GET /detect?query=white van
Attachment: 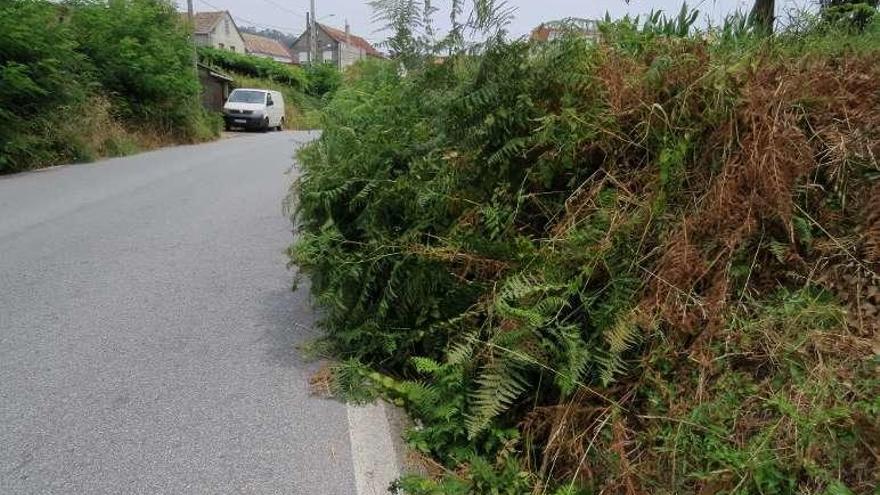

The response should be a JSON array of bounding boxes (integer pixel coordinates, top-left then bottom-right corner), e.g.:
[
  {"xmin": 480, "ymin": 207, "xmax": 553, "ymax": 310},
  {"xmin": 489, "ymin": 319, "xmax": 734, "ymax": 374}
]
[{"xmin": 223, "ymin": 89, "xmax": 285, "ymax": 132}]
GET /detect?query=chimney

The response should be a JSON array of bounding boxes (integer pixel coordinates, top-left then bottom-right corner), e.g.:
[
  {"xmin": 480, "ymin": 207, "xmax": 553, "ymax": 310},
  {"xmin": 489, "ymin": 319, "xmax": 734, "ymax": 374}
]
[{"xmin": 345, "ymin": 20, "xmax": 351, "ymax": 43}]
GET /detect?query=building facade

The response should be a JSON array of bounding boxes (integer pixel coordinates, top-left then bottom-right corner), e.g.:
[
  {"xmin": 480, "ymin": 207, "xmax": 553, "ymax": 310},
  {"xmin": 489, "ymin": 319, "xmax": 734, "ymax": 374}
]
[
  {"xmin": 191, "ymin": 11, "xmax": 246, "ymax": 53},
  {"xmin": 290, "ymin": 23, "xmax": 381, "ymax": 68}
]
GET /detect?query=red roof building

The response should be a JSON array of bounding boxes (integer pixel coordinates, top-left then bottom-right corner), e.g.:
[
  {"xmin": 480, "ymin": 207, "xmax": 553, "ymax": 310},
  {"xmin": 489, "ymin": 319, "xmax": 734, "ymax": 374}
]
[{"xmin": 290, "ymin": 22, "xmax": 382, "ymax": 68}]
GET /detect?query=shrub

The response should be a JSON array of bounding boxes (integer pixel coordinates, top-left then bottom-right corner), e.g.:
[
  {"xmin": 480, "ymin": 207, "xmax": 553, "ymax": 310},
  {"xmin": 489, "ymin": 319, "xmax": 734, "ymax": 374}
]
[
  {"xmin": 0, "ymin": 0, "xmax": 89, "ymax": 172},
  {"xmin": 69, "ymin": 0, "xmax": 208, "ymax": 138},
  {"xmin": 0, "ymin": 0, "xmax": 218, "ymax": 173},
  {"xmin": 290, "ymin": 11, "xmax": 880, "ymax": 495},
  {"xmin": 198, "ymin": 46, "xmax": 307, "ymax": 89},
  {"xmin": 302, "ymin": 63, "xmax": 342, "ymax": 98}
]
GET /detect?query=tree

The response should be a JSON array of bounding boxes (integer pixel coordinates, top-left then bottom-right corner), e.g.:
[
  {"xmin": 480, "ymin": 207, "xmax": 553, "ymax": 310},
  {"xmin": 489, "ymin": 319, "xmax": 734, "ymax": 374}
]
[
  {"xmin": 368, "ymin": 0, "xmax": 514, "ymax": 68},
  {"xmin": 820, "ymin": 0, "xmax": 879, "ymax": 29},
  {"xmin": 749, "ymin": 0, "xmax": 775, "ymax": 33}
]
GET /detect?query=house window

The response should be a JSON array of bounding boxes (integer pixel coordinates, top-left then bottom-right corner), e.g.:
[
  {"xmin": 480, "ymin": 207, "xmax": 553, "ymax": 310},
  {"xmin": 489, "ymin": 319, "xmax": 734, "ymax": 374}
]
[
  {"xmin": 230, "ymin": 46, "xmax": 235, "ymax": 52},
  {"xmin": 225, "ymin": 20, "xmax": 230, "ymax": 35},
  {"xmin": 322, "ymin": 50, "xmax": 333, "ymax": 62},
  {"xmin": 218, "ymin": 43, "xmax": 225, "ymax": 49},
  {"xmin": 298, "ymin": 52, "xmax": 309, "ymax": 63}
]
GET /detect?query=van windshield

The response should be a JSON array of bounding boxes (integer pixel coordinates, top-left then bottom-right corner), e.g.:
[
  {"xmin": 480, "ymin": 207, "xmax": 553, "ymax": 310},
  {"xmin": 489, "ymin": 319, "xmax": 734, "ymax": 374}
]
[{"xmin": 228, "ymin": 90, "xmax": 266, "ymax": 104}]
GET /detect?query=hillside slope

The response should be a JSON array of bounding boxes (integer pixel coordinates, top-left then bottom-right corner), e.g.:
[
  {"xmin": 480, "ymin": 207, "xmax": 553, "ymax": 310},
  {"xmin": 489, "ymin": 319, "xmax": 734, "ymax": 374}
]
[{"xmin": 291, "ymin": 12, "xmax": 880, "ymax": 495}]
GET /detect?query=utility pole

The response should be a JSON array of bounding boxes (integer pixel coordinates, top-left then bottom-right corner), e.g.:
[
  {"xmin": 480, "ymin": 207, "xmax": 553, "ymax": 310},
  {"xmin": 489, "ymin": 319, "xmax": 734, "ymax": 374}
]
[
  {"xmin": 309, "ymin": 0, "xmax": 317, "ymax": 65},
  {"xmin": 306, "ymin": 11, "xmax": 311, "ymax": 64},
  {"xmin": 187, "ymin": 0, "xmax": 198, "ymax": 72}
]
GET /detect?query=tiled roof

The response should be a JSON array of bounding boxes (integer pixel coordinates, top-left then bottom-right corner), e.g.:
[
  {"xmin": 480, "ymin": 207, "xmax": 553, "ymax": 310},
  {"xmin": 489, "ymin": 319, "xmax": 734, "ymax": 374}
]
[
  {"xmin": 243, "ymin": 33, "xmax": 293, "ymax": 60},
  {"xmin": 190, "ymin": 11, "xmax": 226, "ymax": 34},
  {"xmin": 318, "ymin": 23, "xmax": 382, "ymax": 58}
]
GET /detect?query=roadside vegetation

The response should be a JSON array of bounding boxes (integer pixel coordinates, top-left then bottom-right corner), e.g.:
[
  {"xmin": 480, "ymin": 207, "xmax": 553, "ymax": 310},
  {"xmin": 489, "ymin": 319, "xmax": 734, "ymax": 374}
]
[
  {"xmin": 0, "ymin": 0, "xmax": 219, "ymax": 174},
  {"xmin": 289, "ymin": 1, "xmax": 880, "ymax": 494}
]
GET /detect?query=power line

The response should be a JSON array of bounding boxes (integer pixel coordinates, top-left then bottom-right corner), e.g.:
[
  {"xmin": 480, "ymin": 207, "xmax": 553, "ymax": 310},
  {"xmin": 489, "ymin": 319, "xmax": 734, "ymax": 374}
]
[
  {"xmin": 192, "ymin": 0, "xmax": 384, "ymax": 45},
  {"xmin": 259, "ymin": 0, "xmax": 307, "ymax": 20},
  {"xmin": 195, "ymin": 0, "xmax": 303, "ymax": 33}
]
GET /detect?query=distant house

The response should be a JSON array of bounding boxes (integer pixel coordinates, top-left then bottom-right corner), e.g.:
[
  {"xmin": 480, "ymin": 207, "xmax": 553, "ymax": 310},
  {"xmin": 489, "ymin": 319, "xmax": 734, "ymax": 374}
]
[
  {"xmin": 531, "ymin": 18, "xmax": 602, "ymax": 43},
  {"xmin": 290, "ymin": 22, "xmax": 382, "ymax": 68},
  {"xmin": 242, "ymin": 33, "xmax": 294, "ymax": 64},
  {"xmin": 190, "ymin": 11, "xmax": 246, "ymax": 53}
]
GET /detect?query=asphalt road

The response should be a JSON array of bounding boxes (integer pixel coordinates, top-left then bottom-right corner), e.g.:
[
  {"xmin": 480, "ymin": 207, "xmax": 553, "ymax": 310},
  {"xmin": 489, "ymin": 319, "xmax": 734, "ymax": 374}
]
[{"xmin": 0, "ymin": 132, "xmax": 363, "ymax": 494}]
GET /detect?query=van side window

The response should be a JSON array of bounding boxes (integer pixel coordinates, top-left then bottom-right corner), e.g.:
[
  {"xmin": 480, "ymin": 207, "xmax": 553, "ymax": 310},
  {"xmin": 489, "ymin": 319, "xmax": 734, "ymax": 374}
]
[{"xmin": 266, "ymin": 94, "xmax": 274, "ymax": 106}]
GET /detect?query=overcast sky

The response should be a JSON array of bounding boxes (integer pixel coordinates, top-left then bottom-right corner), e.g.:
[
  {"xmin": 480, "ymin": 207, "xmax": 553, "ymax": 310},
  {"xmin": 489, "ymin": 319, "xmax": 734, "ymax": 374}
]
[{"xmin": 178, "ymin": 0, "xmax": 815, "ymax": 45}]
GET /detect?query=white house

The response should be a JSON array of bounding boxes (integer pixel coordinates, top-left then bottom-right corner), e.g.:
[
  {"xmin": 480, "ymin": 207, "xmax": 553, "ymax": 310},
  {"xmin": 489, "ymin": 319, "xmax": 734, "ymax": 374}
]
[{"xmin": 190, "ymin": 11, "xmax": 246, "ymax": 53}]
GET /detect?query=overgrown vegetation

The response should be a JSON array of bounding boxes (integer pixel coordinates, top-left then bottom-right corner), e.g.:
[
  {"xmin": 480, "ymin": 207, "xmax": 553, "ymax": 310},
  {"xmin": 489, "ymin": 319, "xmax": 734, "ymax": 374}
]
[
  {"xmin": 0, "ymin": 0, "xmax": 219, "ymax": 174},
  {"xmin": 290, "ymin": 2, "xmax": 880, "ymax": 493},
  {"xmin": 302, "ymin": 63, "xmax": 343, "ymax": 99},
  {"xmin": 198, "ymin": 46, "xmax": 307, "ymax": 89}
]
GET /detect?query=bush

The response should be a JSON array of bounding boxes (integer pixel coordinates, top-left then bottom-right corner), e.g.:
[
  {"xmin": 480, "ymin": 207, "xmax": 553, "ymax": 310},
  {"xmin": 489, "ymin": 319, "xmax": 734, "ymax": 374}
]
[
  {"xmin": 69, "ymin": 0, "xmax": 211, "ymax": 138},
  {"xmin": 303, "ymin": 62, "xmax": 342, "ymax": 98},
  {"xmin": 0, "ymin": 1, "xmax": 89, "ymax": 172},
  {"xmin": 290, "ymin": 12, "xmax": 880, "ymax": 495},
  {"xmin": 198, "ymin": 46, "xmax": 307, "ymax": 89},
  {"xmin": 0, "ymin": 0, "xmax": 218, "ymax": 174}
]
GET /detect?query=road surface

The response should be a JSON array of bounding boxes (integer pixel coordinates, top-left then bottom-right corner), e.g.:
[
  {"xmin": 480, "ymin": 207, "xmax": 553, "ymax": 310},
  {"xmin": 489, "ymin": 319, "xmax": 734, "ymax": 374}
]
[{"xmin": 0, "ymin": 132, "xmax": 396, "ymax": 494}]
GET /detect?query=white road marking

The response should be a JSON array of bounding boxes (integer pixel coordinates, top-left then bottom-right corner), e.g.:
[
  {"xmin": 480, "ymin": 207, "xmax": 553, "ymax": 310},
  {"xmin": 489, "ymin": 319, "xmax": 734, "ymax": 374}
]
[{"xmin": 347, "ymin": 401, "xmax": 403, "ymax": 495}]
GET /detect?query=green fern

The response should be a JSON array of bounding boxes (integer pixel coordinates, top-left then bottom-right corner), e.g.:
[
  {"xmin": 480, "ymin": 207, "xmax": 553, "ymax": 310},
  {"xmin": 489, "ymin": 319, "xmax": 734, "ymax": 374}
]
[
  {"xmin": 598, "ymin": 310, "xmax": 644, "ymax": 386},
  {"xmin": 466, "ymin": 356, "xmax": 530, "ymax": 437}
]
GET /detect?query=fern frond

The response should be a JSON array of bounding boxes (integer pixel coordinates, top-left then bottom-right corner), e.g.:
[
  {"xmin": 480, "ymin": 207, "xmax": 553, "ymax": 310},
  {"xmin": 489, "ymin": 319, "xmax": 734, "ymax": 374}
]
[
  {"xmin": 466, "ymin": 358, "xmax": 529, "ymax": 437},
  {"xmin": 447, "ymin": 326, "xmax": 480, "ymax": 365},
  {"xmin": 411, "ymin": 356, "xmax": 444, "ymax": 375},
  {"xmin": 549, "ymin": 324, "xmax": 591, "ymax": 396},
  {"xmin": 599, "ymin": 309, "xmax": 644, "ymax": 386}
]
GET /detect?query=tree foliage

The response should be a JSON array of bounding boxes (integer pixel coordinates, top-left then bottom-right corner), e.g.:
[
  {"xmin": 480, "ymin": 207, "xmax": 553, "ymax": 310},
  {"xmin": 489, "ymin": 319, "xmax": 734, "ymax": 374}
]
[
  {"xmin": 302, "ymin": 63, "xmax": 342, "ymax": 98},
  {"xmin": 198, "ymin": 46, "xmax": 307, "ymax": 89},
  {"xmin": 0, "ymin": 0, "xmax": 218, "ymax": 174},
  {"xmin": 0, "ymin": 1, "xmax": 88, "ymax": 171},
  {"xmin": 69, "ymin": 0, "xmax": 208, "ymax": 134},
  {"xmin": 368, "ymin": 0, "xmax": 515, "ymax": 67}
]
